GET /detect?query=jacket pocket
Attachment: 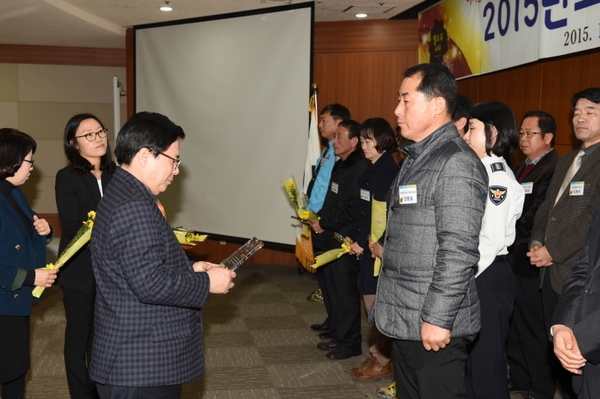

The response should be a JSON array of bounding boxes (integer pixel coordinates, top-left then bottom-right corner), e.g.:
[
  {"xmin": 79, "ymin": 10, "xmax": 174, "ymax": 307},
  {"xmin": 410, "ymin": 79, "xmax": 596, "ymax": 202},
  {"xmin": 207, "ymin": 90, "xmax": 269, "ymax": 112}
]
[{"xmin": 150, "ymin": 319, "xmax": 192, "ymax": 342}]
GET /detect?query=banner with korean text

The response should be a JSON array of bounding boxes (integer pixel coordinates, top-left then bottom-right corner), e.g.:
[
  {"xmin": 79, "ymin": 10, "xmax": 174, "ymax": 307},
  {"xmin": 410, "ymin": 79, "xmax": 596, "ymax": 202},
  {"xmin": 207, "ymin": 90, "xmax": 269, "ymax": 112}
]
[{"xmin": 418, "ymin": 0, "xmax": 600, "ymax": 78}]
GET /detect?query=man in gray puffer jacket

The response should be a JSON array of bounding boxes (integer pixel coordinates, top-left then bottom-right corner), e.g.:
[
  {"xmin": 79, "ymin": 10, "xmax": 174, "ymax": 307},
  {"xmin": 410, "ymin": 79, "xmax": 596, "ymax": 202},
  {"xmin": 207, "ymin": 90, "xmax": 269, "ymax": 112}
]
[{"xmin": 369, "ymin": 63, "xmax": 488, "ymax": 399}]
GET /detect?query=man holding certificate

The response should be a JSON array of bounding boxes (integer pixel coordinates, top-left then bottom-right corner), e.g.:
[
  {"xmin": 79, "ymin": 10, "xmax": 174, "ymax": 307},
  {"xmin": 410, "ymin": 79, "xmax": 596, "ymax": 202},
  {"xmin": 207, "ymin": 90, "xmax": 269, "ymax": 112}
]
[{"xmin": 89, "ymin": 112, "xmax": 235, "ymax": 399}]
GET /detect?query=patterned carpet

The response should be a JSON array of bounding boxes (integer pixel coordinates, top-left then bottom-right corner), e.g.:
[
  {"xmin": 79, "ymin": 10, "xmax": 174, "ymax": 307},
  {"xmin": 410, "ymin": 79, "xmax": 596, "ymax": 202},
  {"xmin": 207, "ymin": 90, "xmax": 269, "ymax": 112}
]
[
  {"xmin": 19, "ymin": 264, "xmax": 390, "ymax": 399},
  {"xmin": 10, "ymin": 262, "xmax": 556, "ymax": 398}
]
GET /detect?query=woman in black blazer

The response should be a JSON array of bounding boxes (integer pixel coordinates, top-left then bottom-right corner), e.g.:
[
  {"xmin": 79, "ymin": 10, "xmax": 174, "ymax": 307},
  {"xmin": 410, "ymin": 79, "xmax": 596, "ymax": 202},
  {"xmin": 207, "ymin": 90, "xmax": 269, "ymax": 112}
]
[
  {"xmin": 55, "ymin": 114, "xmax": 115, "ymax": 399},
  {"xmin": 0, "ymin": 128, "xmax": 57, "ymax": 398}
]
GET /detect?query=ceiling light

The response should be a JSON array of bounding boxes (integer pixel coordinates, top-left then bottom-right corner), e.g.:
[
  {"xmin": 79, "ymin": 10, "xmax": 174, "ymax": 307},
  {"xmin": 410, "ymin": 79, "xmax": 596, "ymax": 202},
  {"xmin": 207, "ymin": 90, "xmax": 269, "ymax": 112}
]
[
  {"xmin": 355, "ymin": 13, "xmax": 368, "ymax": 18},
  {"xmin": 160, "ymin": 2, "xmax": 172, "ymax": 11}
]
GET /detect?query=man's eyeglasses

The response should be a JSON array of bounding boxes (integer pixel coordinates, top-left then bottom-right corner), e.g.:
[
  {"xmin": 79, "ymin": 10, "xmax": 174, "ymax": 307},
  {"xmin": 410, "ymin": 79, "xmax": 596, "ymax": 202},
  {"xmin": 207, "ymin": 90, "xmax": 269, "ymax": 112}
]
[
  {"xmin": 75, "ymin": 128, "xmax": 108, "ymax": 142},
  {"xmin": 23, "ymin": 159, "xmax": 34, "ymax": 166},
  {"xmin": 156, "ymin": 151, "xmax": 182, "ymax": 170},
  {"xmin": 518, "ymin": 130, "xmax": 543, "ymax": 138}
]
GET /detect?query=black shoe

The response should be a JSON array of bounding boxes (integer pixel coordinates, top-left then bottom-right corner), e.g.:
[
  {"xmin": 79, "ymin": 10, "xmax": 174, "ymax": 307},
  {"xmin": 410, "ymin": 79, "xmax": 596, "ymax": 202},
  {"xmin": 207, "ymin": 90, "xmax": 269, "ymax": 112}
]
[
  {"xmin": 326, "ymin": 346, "xmax": 361, "ymax": 360},
  {"xmin": 318, "ymin": 331, "xmax": 334, "ymax": 339},
  {"xmin": 317, "ymin": 340, "xmax": 339, "ymax": 351},
  {"xmin": 310, "ymin": 322, "xmax": 330, "ymax": 332}
]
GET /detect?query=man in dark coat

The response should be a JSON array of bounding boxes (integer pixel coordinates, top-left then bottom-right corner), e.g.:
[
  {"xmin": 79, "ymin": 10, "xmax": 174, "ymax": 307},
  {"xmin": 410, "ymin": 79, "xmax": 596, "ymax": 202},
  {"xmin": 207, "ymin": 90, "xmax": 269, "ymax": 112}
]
[
  {"xmin": 528, "ymin": 88, "xmax": 600, "ymax": 398},
  {"xmin": 506, "ymin": 111, "xmax": 558, "ymax": 399},
  {"xmin": 311, "ymin": 119, "xmax": 365, "ymax": 360}
]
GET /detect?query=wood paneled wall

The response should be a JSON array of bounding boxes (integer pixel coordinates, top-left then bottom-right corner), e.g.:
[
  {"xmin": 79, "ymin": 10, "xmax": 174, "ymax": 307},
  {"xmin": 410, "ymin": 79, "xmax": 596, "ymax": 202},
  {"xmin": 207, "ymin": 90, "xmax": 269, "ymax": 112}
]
[
  {"xmin": 457, "ymin": 49, "xmax": 600, "ymax": 162},
  {"xmin": 313, "ymin": 20, "xmax": 418, "ymax": 127}
]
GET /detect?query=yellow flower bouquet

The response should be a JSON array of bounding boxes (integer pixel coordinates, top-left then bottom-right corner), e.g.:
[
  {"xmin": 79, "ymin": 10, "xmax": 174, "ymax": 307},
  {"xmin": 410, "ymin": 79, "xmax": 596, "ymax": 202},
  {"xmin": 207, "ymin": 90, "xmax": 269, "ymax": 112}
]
[
  {"xmin": 312, "ymin": 234, "xmax": 352, "ymax": 269},
  {"xmin": 282, "ymin": 177, "xmax": 319, "ymax": 222},
  {"xmin": 371, "ymin": 199, "xmax": 387, "ymax": 276},
  {"xmin": 173, "ymin": 227, "xmax": 208, "ymax": 246},
  {"xmin": 32, "ymin": 210, "xmax": 96, "ymax": 298}
]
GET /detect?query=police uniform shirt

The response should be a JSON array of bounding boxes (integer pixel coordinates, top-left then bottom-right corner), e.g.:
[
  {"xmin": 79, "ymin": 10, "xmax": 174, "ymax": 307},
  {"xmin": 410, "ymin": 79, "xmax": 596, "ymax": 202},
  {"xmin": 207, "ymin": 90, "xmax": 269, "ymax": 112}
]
[{"xmin": 476, "ymin": 155, "xmax": 525, "ymax": 277}]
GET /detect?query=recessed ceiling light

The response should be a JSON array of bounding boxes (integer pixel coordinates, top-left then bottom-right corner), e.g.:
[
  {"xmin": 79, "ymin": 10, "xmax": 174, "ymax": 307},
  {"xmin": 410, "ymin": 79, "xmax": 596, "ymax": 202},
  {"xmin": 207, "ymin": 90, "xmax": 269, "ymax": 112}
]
[
  {"xmin": 160, "ymin": 1, "xmax": 172, "ymax": 11},
  {"xmin": 355, "ymin": 13, "xmax": 368, "ymax": 18}
]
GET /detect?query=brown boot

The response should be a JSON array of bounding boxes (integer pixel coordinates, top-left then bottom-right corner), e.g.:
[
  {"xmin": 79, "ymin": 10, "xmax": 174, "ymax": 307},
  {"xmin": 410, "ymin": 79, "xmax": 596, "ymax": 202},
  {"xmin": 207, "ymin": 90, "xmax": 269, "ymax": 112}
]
[
  {"xmin": 352, "ymin": 357, "xmax": 392, "ymax": 381},
  {"xmin": 351, "ymin": 356, "xmax": 377, "ymax": 377}
]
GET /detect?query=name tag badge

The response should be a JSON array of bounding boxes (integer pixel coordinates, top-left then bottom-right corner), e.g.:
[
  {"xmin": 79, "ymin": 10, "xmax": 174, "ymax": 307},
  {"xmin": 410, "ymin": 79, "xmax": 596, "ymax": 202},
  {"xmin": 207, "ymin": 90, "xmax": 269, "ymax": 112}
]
[
  {"xmin": 398, "ymin": 185, "xmax": 417, "ymax": 204},
  {"xmin": 331, "ymin": 182, "xmax": 339, "ymax": 194},
  {"xmin": 360, "ymin": 189, "xmax": 371, "ymax": 201},
  {"xmin": 521, "ymin": 182, "xmax": 533, "ymax": 195},
  {"xmin": 569, "ymin": 181, "xmax": 584, "ymax": 196}
]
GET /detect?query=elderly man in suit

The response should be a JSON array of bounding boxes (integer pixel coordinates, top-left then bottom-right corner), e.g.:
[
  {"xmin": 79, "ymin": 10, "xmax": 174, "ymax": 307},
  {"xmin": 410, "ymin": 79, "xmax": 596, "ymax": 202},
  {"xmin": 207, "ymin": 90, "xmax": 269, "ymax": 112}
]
[
  {"xmin": 506, "ymin": 111, "xmax": 558, "ymax": 399},
  {"xmin": 369, "ymin": 63, "xmax": 488, "ymax": 398},
  {"xmin": 528, "ymin": 87, "xmax": 600, "ymax": 399},
  {"xmin": 89, "ymin": 112, "xmax": 236, "ymax": 399}
]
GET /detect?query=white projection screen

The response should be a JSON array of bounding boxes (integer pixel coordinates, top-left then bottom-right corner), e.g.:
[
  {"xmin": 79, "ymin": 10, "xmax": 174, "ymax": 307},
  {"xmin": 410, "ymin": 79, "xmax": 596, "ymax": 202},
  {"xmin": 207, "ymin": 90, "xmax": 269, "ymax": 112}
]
[{"xmin": 135, "ymin": 4, "xmax": 313, "ymax": 247}]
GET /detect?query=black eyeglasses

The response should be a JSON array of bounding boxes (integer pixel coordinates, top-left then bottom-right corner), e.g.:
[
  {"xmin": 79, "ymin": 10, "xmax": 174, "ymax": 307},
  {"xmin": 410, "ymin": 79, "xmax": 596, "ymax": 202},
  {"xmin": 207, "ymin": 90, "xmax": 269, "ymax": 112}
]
[
  {"xmin": 156, "ymin": 151, "xmax": 182, "ymax": 170},
  {"xmin": 23, "ymin": 159, "xmax": 34, "ymax": 166},
  {"xmin": 75, "ymin": 128, "xmax": 108, "ymax": 142}
]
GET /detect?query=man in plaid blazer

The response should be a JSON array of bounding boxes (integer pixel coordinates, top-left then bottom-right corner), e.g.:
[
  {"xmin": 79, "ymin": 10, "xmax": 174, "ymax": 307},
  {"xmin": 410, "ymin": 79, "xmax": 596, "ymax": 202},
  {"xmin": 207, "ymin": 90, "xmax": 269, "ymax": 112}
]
[{"xmin": 89, "ymin": 112, "xmax": 235, "ymax": 399}]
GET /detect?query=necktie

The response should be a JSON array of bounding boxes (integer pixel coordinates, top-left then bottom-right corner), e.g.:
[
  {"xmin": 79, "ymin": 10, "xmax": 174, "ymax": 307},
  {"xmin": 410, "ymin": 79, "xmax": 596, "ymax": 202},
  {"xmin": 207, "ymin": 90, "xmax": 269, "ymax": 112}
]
[
  {"xmin": 555, "ymin": 149, "xmax": 585, "ymax": 205},
  {"xmin": 518, "ymin": 163, "xmax": 535, "ymax": 182}
]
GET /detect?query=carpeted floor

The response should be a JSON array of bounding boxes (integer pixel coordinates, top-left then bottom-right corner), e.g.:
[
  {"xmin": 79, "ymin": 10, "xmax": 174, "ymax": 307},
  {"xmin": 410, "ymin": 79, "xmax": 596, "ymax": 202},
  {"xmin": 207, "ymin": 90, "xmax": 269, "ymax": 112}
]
[
  {"xmin": 9, "ymin": 262, "xmax": 559, "ymax": 398},
  {"xmin": 18, "ymin": 264, "xmax": 391, "ymax": 399}
]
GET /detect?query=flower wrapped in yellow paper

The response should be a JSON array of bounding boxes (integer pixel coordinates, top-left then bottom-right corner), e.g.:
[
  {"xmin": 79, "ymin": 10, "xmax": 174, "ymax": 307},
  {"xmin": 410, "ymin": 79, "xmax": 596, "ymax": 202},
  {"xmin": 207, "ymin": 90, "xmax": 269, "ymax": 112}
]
[
  {"xmin": 370, "ymin": 199, "xmax": 387, "ymax": 276},
  {"xmin": 311, "ymin": 234, "xmax": 352, "ymax": 269},
  {"xmin": 172, "ymin": 227, "xmax": 208, "ymax": 246},
  {"xmin": 32, "ymin": 210, "xmax": 96, "ymax": 298}
]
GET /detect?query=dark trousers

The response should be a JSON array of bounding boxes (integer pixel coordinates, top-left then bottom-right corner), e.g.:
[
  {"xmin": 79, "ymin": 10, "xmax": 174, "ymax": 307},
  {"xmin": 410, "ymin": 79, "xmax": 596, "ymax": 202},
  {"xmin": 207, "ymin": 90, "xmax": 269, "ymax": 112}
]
[
  {"xmin": 506, "ymin": 272, "xmax": 556, "ymax": 399},
  {"xmin": 1, "ymin": 373, "xmax": 26, "ymax": 399},
  {"xmin": 393, "ymin": 335, "xmax": 475, "ymax": 399},
  {"xmin": 96, "ymin": 383, "xmax": 182, "ymax": 399},
  {"xmin": 316, "ymin": 266, "xmax": 332, "ymax": 328},
  {"xmin": 466, "ymin": 260, "xmax": 515, "ymax": 399},
  {"xmin": 62, "ymin": 287, "xmax": 99, "ymax": 399},
  {"xmin": 322, "ymin": 254, "xmax": 361, "ymax": 350},
  {"xmin": 541, "ymin": 275, "xmax": 577, "ymax": 399}
]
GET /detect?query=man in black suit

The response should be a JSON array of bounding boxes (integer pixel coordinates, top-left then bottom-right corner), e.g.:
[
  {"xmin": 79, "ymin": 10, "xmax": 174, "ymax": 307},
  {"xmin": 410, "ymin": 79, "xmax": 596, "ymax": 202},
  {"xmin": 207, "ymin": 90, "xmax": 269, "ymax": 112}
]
[
  {"xmin": 506, "ymin": 111, "xmax": 558, "ymax": 399},
  {"xmin": 529, "ymin": 87, "xmax": 600, "ymax": 398}
]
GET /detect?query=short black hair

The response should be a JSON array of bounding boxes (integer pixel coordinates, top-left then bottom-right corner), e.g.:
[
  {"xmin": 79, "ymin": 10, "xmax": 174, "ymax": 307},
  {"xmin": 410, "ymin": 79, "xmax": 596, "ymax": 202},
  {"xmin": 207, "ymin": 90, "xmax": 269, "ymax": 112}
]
[
  {"xmin": 404, "ymin": 63, "xmax": 457, "ymax": 116},
  {"xmin": 0, "ymin": 128, "xmax": 37, "ymax": 180},
  {"xmin": 359, "ymin": 118, "xmax": 397, "ymax": 153},
  {"xmin": 571, "ymin": 87, "xmax": 600, "ymax": 108},
  {"xmin": 338, "ymin": 119, "xmax": 361, "ymax": 139},
  {"xmin": 115, "ymin": 112, "xmax": 185, "ymax": 166},
  {"xmin": 63, "ymin": 113, "xmax": 116, "ymax": 174},
  {"xmin": 522, "ymin": 110, "xmax": 556, "ymax": 146},
  {"xmin": 337, "ymin": 119, "xmax": 362, "ymax": 157},
  {"xmin": 320, "ymin": 103, "xmax": 351, "ymax": 121},
  {"xmin": 470, "ymin": 101, "xmax": 519, "ymax": 159},
  {"xmin": 453, "ymin": 94, "xmax": 472, "ymax": 134}
]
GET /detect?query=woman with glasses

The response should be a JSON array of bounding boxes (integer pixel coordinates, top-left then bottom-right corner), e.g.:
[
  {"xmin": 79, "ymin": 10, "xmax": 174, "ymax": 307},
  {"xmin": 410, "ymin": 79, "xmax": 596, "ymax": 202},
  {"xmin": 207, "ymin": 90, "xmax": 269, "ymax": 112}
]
[
  {"xmin": 463, "ymin": 102, "xmax": 525, "ymax": 399},
  {"xmin": 0, "ymin": 128, "xmax": 57, "ymax": 398},
  {"xmin": 55, "ymin": 114, "xmax": 115, "ymax": 399}
]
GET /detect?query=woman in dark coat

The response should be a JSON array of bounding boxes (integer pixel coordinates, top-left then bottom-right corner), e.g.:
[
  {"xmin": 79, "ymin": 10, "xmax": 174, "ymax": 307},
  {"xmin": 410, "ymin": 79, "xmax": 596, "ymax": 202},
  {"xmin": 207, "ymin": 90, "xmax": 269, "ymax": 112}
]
[
  {"xmin": 0, "ymin": 128, "xmax": 57, "ymax": 398},
  {"xmin": 55, "ymin": 114, "xmax": 115, "ymax": 399},
  {"xmin": 347, "ymin": 118, "xmax": 399, "ymax": 380}
]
